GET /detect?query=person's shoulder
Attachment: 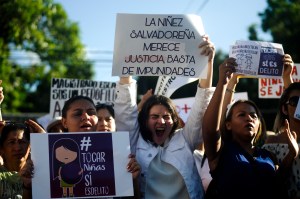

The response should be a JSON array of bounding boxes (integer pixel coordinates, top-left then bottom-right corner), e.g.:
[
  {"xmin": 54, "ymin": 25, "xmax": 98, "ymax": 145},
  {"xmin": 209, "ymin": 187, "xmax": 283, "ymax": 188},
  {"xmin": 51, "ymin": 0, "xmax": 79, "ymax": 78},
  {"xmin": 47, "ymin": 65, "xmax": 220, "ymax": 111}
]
[{"xmin": 265, "ymin": 132, "xmax": 286, "ymax": 144}]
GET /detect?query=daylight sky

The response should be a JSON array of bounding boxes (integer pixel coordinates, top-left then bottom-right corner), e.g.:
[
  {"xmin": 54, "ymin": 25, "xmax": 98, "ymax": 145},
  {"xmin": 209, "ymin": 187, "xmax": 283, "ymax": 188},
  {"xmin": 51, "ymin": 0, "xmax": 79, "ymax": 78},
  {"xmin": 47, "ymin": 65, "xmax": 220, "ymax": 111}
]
[{"xmin": 55, "ymin": 0, "xmax": 271, "ymax": 81}]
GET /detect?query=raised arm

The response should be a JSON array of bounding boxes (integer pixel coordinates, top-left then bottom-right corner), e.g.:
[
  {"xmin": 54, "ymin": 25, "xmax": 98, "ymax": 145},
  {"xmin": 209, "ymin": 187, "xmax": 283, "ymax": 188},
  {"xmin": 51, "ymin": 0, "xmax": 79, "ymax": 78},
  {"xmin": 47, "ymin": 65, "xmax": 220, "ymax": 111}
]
[
  {"xmin": 202, "ymin": 58, "xmax": 236, "ymax": 171},
  {"xmin": 275, "ymin": 119, "xmax": 298, "ymax": 180},
  {"xmin": 282, "ymin": 54, "xmax": 294, "ymax": 88},
  {"xmin": 199, "ymin": 35, "xmax": 214, "ymax": 88},
  {"xmin": 114, "ymin": 76, "xmax": 139, "ymax": 154},
  {"xmin": 183, "ymin": 35, "xmax": 215, "ymax": 149},
  {"xmin": 220, "ymin": 73, "xmax": 241, "ymax": 125},
  {"xmin": 137, "ymin": 89, "xmax": 153, "ymax": 112}
]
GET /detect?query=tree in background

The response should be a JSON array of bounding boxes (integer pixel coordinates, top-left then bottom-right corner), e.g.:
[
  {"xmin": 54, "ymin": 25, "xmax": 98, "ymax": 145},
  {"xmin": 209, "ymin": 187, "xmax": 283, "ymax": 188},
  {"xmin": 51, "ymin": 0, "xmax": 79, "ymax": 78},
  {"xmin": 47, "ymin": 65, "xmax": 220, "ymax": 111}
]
[
  {"xmin": 260, "ymin": 0, "xmax": 300, "ymax": 62},
  {"xmin": 240, "ymin": 0, "xmax": 300, "ymax": 130},
  {"xmin": 0, "ymin": 0, "xmax": 93, "ymax": 113}
]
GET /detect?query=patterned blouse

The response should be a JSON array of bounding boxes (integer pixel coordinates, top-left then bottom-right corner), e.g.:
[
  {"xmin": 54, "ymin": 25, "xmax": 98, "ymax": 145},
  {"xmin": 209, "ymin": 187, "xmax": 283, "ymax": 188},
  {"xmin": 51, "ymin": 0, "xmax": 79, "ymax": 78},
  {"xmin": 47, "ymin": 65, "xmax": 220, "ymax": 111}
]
[
  {"xmin": 263, "ymin": 143, "xmax": 300, "ymax": 198},
  {"xmin": 0, "ymin": 166, "xmax": 23, "ymax": 199}
]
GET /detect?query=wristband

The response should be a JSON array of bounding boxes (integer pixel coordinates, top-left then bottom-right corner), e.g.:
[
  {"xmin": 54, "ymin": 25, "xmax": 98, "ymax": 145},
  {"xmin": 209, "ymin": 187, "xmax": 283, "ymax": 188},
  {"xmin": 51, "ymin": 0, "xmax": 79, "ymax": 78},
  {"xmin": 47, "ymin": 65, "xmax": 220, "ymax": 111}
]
[{"xmin": 226, "ymin": 88, "xmax": 235, "ymax": 93}]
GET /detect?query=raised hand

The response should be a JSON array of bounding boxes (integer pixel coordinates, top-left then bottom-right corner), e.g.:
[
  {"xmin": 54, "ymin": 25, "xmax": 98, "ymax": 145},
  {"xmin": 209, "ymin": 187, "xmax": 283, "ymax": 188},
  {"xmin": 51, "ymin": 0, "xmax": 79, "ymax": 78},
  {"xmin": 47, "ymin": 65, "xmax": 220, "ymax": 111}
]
[
  {"xmin": 127, "ymin": 154, "xmax": 141, "ymax": 180},
  {"xmin": 219, "ymin": 58, "xmax": 237, "ymax": 85},
  {"xmin": 282, "ymin": 119, "xmax": 299, "ymax": 159},
  {"xmin": 25, "ymin": 119, "xmax": 46, "ymax": 133},
  {"xmin": 199, "ymin": 35, "xmax": 215, "ymax": 61}
]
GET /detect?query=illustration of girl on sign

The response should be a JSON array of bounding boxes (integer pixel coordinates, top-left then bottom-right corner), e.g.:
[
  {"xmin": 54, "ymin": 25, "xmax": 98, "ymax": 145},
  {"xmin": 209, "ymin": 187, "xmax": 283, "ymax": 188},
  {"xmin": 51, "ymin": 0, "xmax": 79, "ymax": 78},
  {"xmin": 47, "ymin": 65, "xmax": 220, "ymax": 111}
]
[{"xmin": 52, "ymin": 138, "xmax": 83, "ymax": 198}]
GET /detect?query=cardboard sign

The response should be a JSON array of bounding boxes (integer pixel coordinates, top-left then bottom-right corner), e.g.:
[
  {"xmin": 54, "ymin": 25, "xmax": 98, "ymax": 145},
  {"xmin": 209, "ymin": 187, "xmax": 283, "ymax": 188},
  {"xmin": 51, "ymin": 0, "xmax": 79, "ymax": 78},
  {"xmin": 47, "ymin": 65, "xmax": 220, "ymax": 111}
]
[
  {"xmin": 31, "ymin": 132, "xmax": 133, "ymax": 198},
  {"xmin": 172, "ymin": 92, "xmax": 248, "ymax": 123},
  {"xmin": 112, "ymin": 13, "xmax": 208, "ymax": 78},
  {"xmin": 295, "ymin": 97, "xmax": 300, "ymax": 120},
  {"xmin": 259, "ymin": 64, "xmax": 300, "ymax": 98},
  {"xmin": 155, "ymin": 76, "xmax": 198, "ymax": 97},
  {"xmin": 49, "ymin": 78, "xmax": 116, "ymax": 119},
  {"xmin": 229, "ymin": 40, "xmax": 284, "ymax": 78}
]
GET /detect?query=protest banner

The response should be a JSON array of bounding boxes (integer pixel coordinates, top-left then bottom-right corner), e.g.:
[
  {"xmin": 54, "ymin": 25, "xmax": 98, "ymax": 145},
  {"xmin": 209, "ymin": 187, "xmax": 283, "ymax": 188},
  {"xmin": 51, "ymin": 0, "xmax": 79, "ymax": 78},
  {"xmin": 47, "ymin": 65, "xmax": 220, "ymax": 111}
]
[
  {"xmin": 295, "ymin": 97, "xmax": 300, "ymax": 120},
  {"xmin": 172, "ymin": 92, "xmax": 248, "ymax": 123},
  {"xmin": 229, "ymin": 40, "xmax": 284, "ymax": 78},
  {"xmin": 112, "ymin": 13, "xmax": 208, "ymax": 78},
  {"xmin": 31, "ymin": 132, "xmax": 133, "ymax": 198},
  {"xmin": 259, "ymin": 63, "xmax": 300, "ymax": 98},
  {"xmin": 49, "ymin": 78, "xmax": 116, "ymax": 119},
  {"xmin": 155, "ymin": 76, "xmax": 198, "ymax": 97}
]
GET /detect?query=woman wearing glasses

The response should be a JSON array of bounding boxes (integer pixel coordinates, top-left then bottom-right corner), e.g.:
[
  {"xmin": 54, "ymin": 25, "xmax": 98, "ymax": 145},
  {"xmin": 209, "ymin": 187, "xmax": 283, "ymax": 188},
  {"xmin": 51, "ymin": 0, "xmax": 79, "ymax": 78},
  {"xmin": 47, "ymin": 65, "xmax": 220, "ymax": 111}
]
[{"xmin": 263, "ymin": 81, "xmax": 300, "ymax": 199}]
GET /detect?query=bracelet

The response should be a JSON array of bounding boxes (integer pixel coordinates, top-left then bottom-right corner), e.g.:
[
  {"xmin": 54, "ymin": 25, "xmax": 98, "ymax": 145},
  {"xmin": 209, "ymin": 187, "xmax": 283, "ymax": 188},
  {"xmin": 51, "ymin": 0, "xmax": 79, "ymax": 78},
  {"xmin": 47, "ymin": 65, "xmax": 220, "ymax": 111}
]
[{"xmin": 226, "ymin": 88, "xmax": 235, "ymax": 93}]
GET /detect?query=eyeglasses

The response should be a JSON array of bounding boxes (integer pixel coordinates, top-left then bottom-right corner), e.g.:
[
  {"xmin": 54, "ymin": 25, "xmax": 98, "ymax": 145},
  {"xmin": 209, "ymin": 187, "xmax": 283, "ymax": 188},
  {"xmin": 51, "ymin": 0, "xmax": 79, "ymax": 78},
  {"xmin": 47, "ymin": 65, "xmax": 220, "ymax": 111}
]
[{"xmin": 286, "ymin": 96, "xmax": 300, "ymax": 107}]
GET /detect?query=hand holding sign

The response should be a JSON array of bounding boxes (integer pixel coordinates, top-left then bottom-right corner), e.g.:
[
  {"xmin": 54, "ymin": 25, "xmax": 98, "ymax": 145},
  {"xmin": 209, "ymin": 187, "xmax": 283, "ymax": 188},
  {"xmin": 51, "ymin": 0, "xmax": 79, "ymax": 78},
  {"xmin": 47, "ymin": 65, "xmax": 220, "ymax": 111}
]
[
  {"xmin": 113, "ymin": 13, "xmax": 209, "ymax": 78},
  {"xmin": 229, "ymin": 40, "xmax": 284, "ymax": 78},
  {"xmin": 282, "ymin": 54, "xmax": 294, "ymax": 87}
]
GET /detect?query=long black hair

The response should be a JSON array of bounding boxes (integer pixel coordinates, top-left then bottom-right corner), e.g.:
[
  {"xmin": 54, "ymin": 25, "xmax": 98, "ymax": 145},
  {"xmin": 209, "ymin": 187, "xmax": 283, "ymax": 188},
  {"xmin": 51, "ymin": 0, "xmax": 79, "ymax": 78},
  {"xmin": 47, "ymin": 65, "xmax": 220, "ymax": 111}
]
[{"xmin": 62, "ymin": 95, "xmax": 96, "ymax": 118}]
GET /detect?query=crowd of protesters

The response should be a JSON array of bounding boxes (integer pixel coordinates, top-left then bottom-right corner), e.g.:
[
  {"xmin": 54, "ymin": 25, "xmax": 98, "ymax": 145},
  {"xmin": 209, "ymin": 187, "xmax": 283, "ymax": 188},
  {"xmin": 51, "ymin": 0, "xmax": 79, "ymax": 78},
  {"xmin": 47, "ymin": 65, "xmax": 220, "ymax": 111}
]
[{"xmin": 0, "ymin": 43, "xmax": 299, "ymax": 199}]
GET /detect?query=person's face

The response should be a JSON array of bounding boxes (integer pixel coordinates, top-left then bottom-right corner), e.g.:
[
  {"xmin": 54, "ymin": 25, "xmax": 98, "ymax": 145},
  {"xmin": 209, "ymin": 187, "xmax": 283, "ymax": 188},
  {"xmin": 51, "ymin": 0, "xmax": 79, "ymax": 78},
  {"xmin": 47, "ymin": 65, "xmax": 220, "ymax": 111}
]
[
  {"xmin": 62, "ymin": 99, "xmax": 98, "ymax": 132},
  {"xmin": 97, "ymin": 108, "xmax": 116, "ymax": 132},
  {"xmin": 55, "ymin": 146, "xmax": 77, "ymax": 164},
  {"xmin": 147, "ymin": 104, "xmax": 174, "ymax": 146},
  {"xmin": 226, "ymin": 103, "xmax": 260, "ymax": 143},
  {"xmin": 0, "ymin": 130, "xmax": 30, "ymax": 170},
  {"xmin": 284, "ymin": 90, "xmax": 300, "ymax": 132}
]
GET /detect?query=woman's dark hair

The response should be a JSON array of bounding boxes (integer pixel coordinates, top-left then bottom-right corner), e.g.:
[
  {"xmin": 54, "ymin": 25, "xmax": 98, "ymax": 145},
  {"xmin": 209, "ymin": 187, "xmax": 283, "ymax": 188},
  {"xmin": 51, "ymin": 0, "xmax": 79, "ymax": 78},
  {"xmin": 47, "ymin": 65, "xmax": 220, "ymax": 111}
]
[
  {"xmin": 52, "ymin": 138, "xmax": 83, "ymax": 184},
  {"xmin": 138, "ymin": 95, "xmax": 180, "ymax": 144},
  {"xmin": 0, "ymin": 122, "xmax": 30, "ymax": 147},
  {"xmin": 273, "ymin": 82, "xmax": 300, "ymax": 133},
  {"xmin": 62, "ymin": 95, "xmax": 96, "ymax": 118},
  {"xmin": 222, "ymin": 99, "xmax": 267, "ymax": 147},
  {"xmin": 96, "ymin": 103, "xmax": 115, "ymax": 118}
]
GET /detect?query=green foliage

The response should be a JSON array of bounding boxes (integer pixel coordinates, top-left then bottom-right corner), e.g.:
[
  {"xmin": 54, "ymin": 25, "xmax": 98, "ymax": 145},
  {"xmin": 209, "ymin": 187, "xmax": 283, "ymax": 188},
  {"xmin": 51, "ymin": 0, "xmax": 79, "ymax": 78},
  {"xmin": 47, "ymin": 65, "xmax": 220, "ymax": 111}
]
[
  {"xmin": 244, "ymin": 0, "xmax": 300, "ymax": 129},
  {"xmin": 259, "ymin": 0, "xmax": 300, "ymax": 62},
  {"xmin": 0, "ymin": 0, "xmax": 93, "ymax": 113}
]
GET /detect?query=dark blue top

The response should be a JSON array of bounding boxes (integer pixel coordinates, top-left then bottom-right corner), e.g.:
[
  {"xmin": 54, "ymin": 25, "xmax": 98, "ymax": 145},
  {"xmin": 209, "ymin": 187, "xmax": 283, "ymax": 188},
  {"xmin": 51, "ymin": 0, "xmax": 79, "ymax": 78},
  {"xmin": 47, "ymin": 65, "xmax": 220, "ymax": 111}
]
[{"xmin": 206, "ymin": 141, "xmax": 288, "ymax": 199}]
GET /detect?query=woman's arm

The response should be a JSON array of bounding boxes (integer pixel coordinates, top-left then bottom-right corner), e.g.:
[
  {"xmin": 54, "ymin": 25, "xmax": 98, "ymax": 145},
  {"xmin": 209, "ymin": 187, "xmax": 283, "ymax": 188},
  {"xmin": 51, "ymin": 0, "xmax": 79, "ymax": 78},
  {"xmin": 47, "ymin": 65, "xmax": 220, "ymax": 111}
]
[
  {"xmin": 182, "ymin": 35, "xmax": 215, "ymax": 149},
  {"xmin": 202, "ymin": 58, "xmax": 236, "ymax": 171},
  {"xmin": 282, "ymin": 54, "xmax": 294, "ymax": 89},
  {"xmin": 199, "ymin": 35, "xmax": 214, "ymax": 88},
  {"xmin": 115, "ymin": 76, "xmax": 139, "ymax": 154},
  {"xmin": 276, "ymin": 119, "xmax": 298, "ymax": 178}
]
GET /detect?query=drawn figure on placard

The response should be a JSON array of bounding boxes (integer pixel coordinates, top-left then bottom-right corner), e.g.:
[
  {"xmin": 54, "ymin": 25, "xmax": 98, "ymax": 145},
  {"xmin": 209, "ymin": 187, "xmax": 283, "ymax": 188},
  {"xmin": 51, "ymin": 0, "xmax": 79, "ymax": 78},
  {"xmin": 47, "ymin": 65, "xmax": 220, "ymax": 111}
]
[
  {"xmin": 236, "ymin": 54, "xmax": 244, "ymax": 67},
  {"xmin": 236, "ymin": 54, "xmax": 244, "ymax": 71},
  {"xmin": 245, "ymin": 54, "xmax": 253, "ymax": 69},
  {"xmin": 52, "ymin": 138, "xmax": 83, "ymax": 198}
]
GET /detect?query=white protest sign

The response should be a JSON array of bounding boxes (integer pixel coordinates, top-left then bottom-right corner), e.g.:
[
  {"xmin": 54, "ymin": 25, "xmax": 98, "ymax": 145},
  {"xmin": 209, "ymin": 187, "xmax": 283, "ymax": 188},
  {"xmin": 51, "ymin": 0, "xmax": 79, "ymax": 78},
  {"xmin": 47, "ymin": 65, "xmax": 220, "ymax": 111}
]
[
  {"xmin": 295, "ymin": 97, "xmax": 300, "ymax": 120},
  {"xmin": 172, "ymin": 92, "xmax": 248, "ymax": 123},
  {"xmin": 155, "ymin": 76, "xmax": 198, "ymax": 97},
  {"xmin": 50, "ymin": 78, "xmax": 116, "ymax": 119},
  {"xmin": 37, "ymin": 114, "xmax": 52, "ymax": 130},
  {"xmin": 172, "ymin": 97, "xmax": 194, "ymax": 122},
  {"xmin": 259, "ymin": 64, "xmax": 300, "ymax": 98},
  {"xmin": 229, "ymin": 40, "xmax": 284, "ymax": 78},
  {"xmin": 31, "ymin": 132, "xmax": 133, "ymax": 198},
  {"xmin": 112, "ymin": 13, "xmax": 208, "ymax": 78}
]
